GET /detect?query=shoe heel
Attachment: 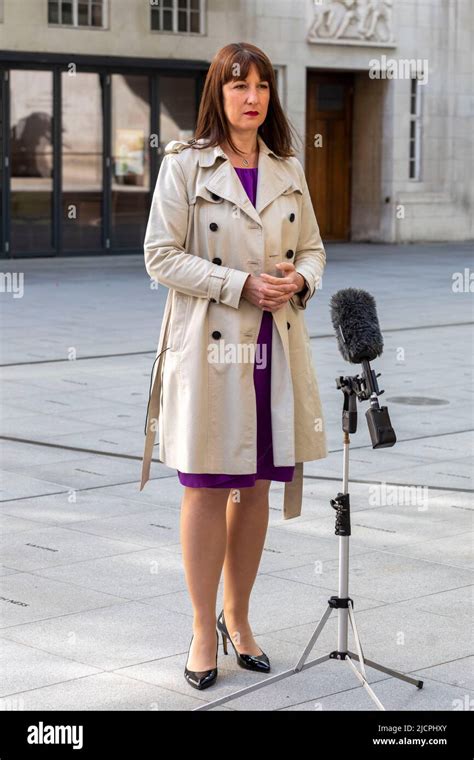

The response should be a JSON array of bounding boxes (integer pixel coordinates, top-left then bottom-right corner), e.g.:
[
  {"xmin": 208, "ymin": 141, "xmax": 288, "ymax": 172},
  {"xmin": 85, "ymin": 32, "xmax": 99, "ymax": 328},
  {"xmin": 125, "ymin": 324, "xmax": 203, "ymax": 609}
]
[{"xmin": 220, "ymin": 630, "xmax": 228, "ymax": 655}]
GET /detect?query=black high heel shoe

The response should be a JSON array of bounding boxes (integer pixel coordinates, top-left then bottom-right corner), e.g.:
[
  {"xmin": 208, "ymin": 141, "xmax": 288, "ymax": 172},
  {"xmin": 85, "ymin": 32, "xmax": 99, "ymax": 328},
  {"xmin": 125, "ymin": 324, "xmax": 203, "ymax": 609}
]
[
  {"xmin": 184, "ymin": 630, "xmax": 219, "ymax": 690},
  {"xmin": 217, "ymin": 609, "xmax": 270, "ymax": 673}
]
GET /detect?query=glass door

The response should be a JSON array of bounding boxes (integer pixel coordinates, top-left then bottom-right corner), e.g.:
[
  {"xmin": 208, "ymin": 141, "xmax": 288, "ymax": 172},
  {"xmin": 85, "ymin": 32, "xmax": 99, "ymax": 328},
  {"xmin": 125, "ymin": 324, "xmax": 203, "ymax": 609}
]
[
  {"xmin": 61, "ymin": 71, "xmax": 104, "ymax": 252},
  {"xmin": 9, "ymin": 69, "xmax": 54, "ymax": 254},
  {"xmin": 158, "ymin": 75, "xmax": 197, "ymax": 154},
  {"xmin": 110, "ymin": 74, "xmax": 150, "ymax": 249}
]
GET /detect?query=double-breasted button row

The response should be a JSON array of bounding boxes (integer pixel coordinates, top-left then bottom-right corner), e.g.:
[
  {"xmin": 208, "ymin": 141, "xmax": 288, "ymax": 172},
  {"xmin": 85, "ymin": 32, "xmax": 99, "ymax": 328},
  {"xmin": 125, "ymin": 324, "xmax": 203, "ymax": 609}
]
[
  {"xmin": 209, "ymin": 222, "xmax": 218, "ymax": 231},
  {"xmin": 212, "ymin": 330, "xmax": 221, "ymax": 339},
  {"xmin": 286, "ymin": 249, "xmax": 294, "ymax": 258},
  {"xmin": 211, "ymin": 193, "xmax": 220, "ymax": 201},
  {"xmin": 289, "ymin": 212, "xmax": 295, "ymax": 222}
]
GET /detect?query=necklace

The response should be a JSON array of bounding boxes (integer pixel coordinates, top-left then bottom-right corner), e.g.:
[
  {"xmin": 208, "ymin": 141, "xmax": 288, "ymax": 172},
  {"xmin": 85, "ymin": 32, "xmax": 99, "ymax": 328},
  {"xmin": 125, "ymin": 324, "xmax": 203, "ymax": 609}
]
[
  {"xmin": 236, "ymin": 150, "xmax": 259, "ymax": 168},
  {"xmin": 224, "ymin": 142, "xmax": 258, "ymax": 168}
]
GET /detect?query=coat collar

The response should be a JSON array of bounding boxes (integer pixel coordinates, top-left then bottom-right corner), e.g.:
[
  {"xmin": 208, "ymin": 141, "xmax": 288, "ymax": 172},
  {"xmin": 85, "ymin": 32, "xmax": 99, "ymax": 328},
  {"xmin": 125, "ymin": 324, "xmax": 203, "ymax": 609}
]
[{"xmin": 194, "ymin": 134, "xmax": 301, "ymax": 228}]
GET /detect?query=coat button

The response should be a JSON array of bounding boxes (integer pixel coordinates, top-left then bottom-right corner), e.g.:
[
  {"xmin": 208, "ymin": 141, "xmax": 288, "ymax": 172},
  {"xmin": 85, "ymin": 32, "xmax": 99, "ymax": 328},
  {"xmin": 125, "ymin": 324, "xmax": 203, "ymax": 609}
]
[
  {"xmin": 210, "ymin": 298, "xmax": 216, "ymax": 303},
  {"xmin": 209, "ymin": 222, "xmax": 218, "ymax": 231},
  {"xmin": 212, "ymin": 257, "xmax": 222, "ymax": 265},
  {"xmin": 289, "ymin": 213, "xmax": 295, "ymax": 222},
  {"xmin": 287, "ymin": 321, "xmax": 291, "ymax": 329},
  {"xmin": 212, "ymin": 330, "xmax": 221, "ymax": 339},
  {"xmin": 286, "ymin": 249, "xmax": 294, "ymax": 258},
  {"xmin": 211, "ymin": 193, "xmax": 220, "ymax": 200}
]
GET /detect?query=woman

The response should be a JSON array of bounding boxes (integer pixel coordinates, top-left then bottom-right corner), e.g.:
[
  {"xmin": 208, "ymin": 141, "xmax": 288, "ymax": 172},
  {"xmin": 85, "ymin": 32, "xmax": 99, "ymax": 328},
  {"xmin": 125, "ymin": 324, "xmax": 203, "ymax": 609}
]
[{"xmin": 140, "ymin": 42, "xmax": 328, "ymax": 690}]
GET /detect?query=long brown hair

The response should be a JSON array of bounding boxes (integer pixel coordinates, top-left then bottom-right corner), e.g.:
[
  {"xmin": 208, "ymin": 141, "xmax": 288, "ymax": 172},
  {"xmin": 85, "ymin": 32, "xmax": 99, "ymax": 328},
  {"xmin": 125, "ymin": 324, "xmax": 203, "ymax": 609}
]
[{"xmin": 190, "ymin": 42, "xmax": 299, "ymax": 159}]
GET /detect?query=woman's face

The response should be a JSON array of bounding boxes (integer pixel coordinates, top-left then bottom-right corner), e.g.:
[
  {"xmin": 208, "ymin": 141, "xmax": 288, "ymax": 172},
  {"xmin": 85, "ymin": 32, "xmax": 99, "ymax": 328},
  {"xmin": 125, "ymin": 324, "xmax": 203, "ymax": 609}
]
[{"xmin": 221, "ymin": 63, "xmax": 270, "ymax": 137}]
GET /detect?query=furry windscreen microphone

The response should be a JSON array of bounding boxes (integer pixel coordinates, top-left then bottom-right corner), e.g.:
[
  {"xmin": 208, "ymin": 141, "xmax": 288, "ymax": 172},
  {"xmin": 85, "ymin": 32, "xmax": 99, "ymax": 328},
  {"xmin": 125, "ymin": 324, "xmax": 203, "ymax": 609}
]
[{"xmin": 330, "ymin": 288, "xmax": 384, "ymax": 363}]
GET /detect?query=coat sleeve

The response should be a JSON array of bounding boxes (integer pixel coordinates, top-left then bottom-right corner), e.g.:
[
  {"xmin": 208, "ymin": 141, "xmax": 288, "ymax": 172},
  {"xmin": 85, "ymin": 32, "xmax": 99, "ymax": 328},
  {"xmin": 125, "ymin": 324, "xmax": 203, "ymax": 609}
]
[
  {"xmin": 289, "ymin": 158, "xmax": 326, "ymax": 310},
  {"xmin": 144, "ymin": 153, "xmax": 250, "ymax": 309}
]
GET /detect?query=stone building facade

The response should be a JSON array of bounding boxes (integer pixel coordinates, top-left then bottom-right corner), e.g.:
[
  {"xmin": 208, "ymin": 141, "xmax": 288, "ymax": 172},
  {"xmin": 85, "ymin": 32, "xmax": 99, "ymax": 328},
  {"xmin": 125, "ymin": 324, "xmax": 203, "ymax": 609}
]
[{"xmin": 0, "ymin": 0, "xmax": 472, "ymax": 257}]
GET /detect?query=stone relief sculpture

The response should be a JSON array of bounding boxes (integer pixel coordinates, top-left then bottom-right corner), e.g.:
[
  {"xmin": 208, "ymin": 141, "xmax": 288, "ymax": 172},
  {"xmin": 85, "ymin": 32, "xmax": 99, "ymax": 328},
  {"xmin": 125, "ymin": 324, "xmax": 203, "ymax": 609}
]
[{"xmin": 308, "ymin": 0, "xmax": 395, "ymax": 45}]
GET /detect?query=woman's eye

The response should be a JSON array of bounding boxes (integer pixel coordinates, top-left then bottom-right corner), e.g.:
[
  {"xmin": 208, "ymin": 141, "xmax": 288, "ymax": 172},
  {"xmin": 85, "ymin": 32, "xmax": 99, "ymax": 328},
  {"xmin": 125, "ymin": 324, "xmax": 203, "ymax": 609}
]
[{"xmin": 235, "ymin": 83, "xmax": 268, "ymax": 89}]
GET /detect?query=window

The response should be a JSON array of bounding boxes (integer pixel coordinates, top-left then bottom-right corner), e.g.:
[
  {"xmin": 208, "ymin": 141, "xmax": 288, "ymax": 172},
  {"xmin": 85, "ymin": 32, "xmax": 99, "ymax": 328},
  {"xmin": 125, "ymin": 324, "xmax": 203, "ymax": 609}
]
[
  {"xmin": 151, "ymin": 0, "xmax": 204, "ymax": 34},
  {"xmin": 48, "ymin": 0, "xmax": 108, "ymax": 28},
  {"xmin": 0, "ymin": 0, "xmax": 3, "ymax": 23},
  {"xmin": 409, "ymin": 75, "xmax": 423, "ymax": 180},
  {"xmin": 273, "ymin": 65, "xmax": 286, "ymax": 109}
]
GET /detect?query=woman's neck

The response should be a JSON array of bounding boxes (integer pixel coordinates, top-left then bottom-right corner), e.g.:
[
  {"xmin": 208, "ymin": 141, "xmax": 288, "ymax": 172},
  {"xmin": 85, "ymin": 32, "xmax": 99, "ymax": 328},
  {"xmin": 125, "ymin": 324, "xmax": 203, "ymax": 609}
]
[{"xmin": 221, "ymin": 132, "xmax": 259, "ymax": 168}]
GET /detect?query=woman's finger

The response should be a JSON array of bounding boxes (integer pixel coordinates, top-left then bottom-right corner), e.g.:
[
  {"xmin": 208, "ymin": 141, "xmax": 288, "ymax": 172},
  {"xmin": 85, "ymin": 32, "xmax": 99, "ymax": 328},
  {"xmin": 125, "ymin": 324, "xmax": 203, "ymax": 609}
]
[
  {"xmin": 259, "ymin": 296, "xmax": 291, "ymax": 308},
  {"xmin": 260, "ymin": 283, "xmax": 298, "ymax": 297},
  {"xmin": 260, "ymin": 273, "xmax": 293, "ymax": 286}
]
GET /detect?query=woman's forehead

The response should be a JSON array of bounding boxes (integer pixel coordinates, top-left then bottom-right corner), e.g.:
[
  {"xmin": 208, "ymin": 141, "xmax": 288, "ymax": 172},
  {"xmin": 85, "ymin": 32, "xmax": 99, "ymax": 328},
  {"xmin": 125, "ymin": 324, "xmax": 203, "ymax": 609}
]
[{"xmin": 226, "ymin": 60, "xmax": 268, "ymax": 81}]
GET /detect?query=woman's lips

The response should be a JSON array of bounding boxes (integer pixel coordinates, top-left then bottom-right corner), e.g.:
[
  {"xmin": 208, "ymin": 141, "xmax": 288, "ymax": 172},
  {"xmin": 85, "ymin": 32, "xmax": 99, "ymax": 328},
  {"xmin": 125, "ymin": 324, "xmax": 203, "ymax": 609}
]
[{"xmin": 244, "ymin": 112, "xmax": 259, "ymax": 116}]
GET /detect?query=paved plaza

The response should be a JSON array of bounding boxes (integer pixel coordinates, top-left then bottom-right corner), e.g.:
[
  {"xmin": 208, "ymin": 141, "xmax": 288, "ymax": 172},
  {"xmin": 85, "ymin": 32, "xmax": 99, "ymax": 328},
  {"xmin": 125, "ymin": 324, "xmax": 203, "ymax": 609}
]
[{"xmin": 0, "ymin": 242, "xmax": 472, "ymax": 710}]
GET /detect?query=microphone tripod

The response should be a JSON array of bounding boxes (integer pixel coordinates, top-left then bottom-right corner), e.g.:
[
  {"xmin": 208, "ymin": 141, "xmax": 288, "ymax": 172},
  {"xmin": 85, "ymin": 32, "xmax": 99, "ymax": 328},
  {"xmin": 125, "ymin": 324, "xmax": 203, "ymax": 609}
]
[{"xmin": 193, "ymin": 360, "xmax": 423, "ymax": 712}]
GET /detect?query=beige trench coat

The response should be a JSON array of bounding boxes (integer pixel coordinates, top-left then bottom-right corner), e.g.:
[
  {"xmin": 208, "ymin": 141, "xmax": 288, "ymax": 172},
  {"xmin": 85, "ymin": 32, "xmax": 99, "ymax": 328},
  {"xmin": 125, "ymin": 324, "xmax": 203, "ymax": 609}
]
[{"xmin": 139, "ymin": 134, "xmax": 328, "ymax": 519}]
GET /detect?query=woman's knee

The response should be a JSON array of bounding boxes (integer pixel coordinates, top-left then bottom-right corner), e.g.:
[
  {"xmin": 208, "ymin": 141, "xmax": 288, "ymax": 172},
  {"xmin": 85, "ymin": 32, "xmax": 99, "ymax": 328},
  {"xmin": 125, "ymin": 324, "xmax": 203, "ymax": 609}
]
[{"xmin": 234, "ymin": 480, "xmax": 271, "ymax": 503}]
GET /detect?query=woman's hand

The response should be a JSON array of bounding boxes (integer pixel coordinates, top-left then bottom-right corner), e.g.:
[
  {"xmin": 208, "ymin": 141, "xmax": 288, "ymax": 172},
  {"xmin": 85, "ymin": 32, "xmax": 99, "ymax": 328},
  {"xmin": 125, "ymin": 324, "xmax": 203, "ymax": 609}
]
[{"xmin": 241, "ymin": 262, "xmax": 304, "ymax": 312}]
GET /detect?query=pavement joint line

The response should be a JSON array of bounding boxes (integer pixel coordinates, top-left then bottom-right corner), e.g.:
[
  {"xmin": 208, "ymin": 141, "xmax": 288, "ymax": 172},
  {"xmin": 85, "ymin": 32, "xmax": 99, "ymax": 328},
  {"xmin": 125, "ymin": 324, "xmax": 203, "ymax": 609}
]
[
  {"xmin": 274, "ymin": 671, "xmax": 436, "ymax": 711},
  {"xmin": 0, "ymin": 549, "xmax": 175, "ymax": 577},
  {"xmin": 1, "ymin": 321, "xmax": 473, "ymax": 368},
  {"xmin": 0, "ymin": 590, "xmax": 170, "ymax": 630},
  {"xmin": 1, "ymin": 471, "xmax": 473, "ymax": 507},
  {"xmin": 274, "ymin": 676, "xmax": 396, "ymax": 710},
  {"xmin": 263, "ymin": 542, "xmax": 474, "ymax": 576},
  {"xmin": 2, "ymin": 426, "xmax": 473, "ymax": 461},
  {"xmin": 0, "ymin": 661, "xmax": 236, "ymax": 707},
  {"xmin": 1, "ymin": 469, "xmax": 472, "ymax": 505},
  {"xmin": 0, "ymin": 651, "xmax": 215, "ymax": 706},
  {"xmin": 369, "ymin": 546, "xmax": 474, "ymax": 569},
  {"xmin": 271, "ymin": 669, "xmax": 465, "ymax": 705}
]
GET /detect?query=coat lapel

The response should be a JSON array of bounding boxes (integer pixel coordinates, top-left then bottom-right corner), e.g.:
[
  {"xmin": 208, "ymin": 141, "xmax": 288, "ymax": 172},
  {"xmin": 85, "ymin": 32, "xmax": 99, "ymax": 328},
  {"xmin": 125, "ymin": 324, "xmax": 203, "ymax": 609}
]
[{"xmin": 198, "ymin": 134, "xmax": 300, "ymax": 227}]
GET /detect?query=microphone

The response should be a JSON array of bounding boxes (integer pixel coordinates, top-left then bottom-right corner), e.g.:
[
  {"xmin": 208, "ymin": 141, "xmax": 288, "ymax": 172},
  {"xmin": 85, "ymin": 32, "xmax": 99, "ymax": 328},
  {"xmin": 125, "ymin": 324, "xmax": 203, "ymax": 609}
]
[
  {"xmin": 329, "ymin": 288, "xmax": 396, "ymax": 448},
  {"xmin": 330, "ymin": 288, "xmax": 384, "ymax": 364}
]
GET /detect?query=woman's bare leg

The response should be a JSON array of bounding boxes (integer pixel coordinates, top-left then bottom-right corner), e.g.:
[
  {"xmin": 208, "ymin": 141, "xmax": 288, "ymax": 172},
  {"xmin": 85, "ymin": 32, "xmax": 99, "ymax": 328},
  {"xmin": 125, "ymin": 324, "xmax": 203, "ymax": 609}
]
[
  {"xmin": 222, "ymin": 479, "xmax": 271, "ymax": 655},
  {"xmin": 180, "ymin": 486, "xmax": 229, "ymax": 671}
]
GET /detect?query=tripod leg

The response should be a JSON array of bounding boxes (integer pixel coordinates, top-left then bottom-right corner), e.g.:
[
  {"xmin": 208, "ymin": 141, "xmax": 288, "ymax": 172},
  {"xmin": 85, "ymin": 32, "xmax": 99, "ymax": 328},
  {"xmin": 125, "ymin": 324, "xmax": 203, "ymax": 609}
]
[
  {"xmin": 345, "ymin": 656, "xmax": 386, "ymax": 710},
  {"xmin": 343, "ymin": 602, "xmax": 386, "ymax": 710},
  {"xmin": 347, "ymin": 600, "xmax": 368, "ymax": 679},
  {"xmin": 346, "ymin": 601, "xmax": 423, "ymax": 689},
  {"xmin": 347, "ymin": 651, "xmax": 424, "ymax": 689},
  {"xmin": 294, "ymin": 605, "xmax": 333, "ymax": 671}
]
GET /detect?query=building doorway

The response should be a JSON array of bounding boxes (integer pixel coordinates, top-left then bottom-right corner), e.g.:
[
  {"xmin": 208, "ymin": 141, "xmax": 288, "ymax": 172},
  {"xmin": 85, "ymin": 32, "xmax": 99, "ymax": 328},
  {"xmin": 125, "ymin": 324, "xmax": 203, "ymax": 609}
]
[{"xmin": 306, "ymin": 70, "xmax": 354, "ymax": 241}]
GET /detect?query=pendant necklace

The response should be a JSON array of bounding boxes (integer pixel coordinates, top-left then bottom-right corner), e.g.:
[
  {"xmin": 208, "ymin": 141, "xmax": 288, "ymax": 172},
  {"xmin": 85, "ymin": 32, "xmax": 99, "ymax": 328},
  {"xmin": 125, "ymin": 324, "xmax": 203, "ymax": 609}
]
[{"xmin": 228, "ymin": 144, "xmax": 258, "ymax": 168}]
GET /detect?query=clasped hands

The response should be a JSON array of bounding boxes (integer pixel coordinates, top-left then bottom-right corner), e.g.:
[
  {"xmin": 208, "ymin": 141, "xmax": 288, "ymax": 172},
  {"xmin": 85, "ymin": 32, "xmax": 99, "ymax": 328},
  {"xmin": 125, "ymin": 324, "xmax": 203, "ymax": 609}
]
[{"xmin": 241, "ymin": 262, "xmax": 305, "ymax": 313}]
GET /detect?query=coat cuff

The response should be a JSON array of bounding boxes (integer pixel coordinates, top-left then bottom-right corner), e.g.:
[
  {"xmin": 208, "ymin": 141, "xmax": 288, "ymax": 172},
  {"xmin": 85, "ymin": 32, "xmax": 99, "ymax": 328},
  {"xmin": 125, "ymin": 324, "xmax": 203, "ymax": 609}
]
[
  {"xmin": 217, "ymin": 269, "xmax": 251, "ymax": 309},
  {"xmin": 290, "ymin": 267, "xmax": 320, "ymax": 310}
]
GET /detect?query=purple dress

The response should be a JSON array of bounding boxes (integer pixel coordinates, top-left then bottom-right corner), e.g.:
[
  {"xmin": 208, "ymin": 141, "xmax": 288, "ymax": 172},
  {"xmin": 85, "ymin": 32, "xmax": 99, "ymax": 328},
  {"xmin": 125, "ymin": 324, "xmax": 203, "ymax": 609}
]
[{"xmin": 177, "ymin": 166, "xmax": 295, "ymax": 488}]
